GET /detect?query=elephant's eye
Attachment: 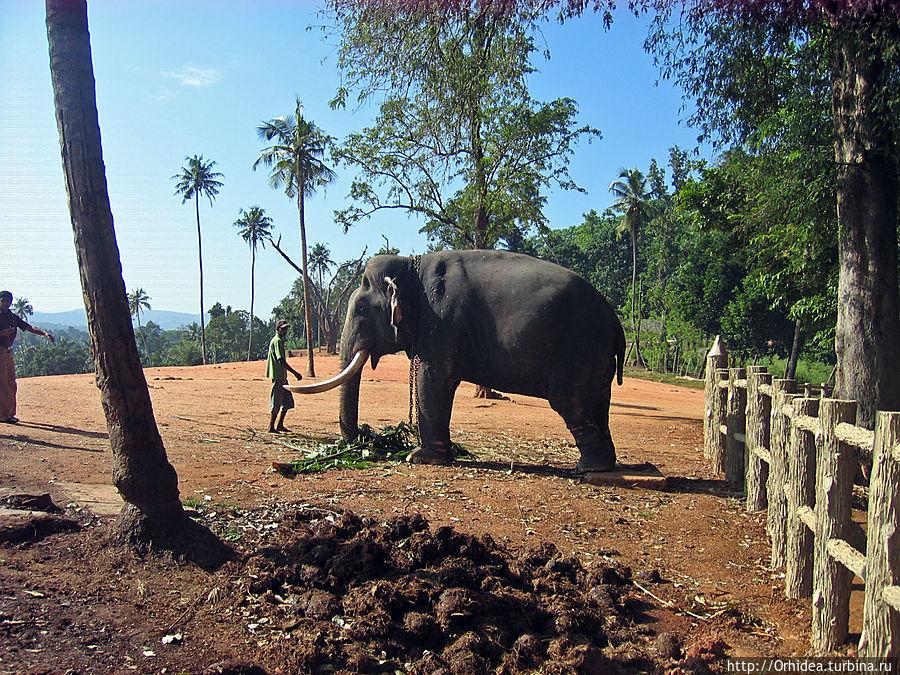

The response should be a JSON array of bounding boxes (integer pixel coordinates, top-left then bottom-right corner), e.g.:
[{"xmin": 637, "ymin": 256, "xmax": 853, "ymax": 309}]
[{"xmin": 362, "ymin": 278, "xmax": 370, "ymax": 290}]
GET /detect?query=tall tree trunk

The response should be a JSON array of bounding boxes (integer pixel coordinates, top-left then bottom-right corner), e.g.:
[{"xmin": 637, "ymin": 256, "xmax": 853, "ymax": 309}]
[
  {"xmin": 630, "ymin": 224, "xmax": 645, "ymax": 368},
  {"xmin": 831, "ymin": 23, "xmax": 900, "ymax": 429},
  {"xmin": 195, "ymin": 197, "xmax": 207, "ymax": 364},
  {"xmin": 135, "ymin": 311, "xmax": 146, "ymax": 359},
  {"xmin": 46, "ymin": 0, "xmax": 228, "ymax": 566},
  {"xmin": 470, "ymin": 89, "xmax": 499, "ymax": 400},
  {"xmin": 784, "ymin": 318, "xmax": 803, "ymax": 380},
  {"xmin": 298, "ymin": 190, "xmax": 316, "ymax": 377},
  {"xmin": 247, "ymin": 246, "xmax": 255, "ymax": 361}
]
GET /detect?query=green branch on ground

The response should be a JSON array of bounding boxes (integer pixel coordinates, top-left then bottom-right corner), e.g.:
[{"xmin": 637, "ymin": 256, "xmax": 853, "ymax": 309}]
[{"xmin": 273, "ymin": 422, "xmax": 472, "ymax": 475}]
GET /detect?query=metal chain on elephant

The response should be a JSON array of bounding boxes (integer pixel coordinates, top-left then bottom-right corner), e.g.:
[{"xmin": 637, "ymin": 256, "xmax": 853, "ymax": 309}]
[
  {"xmin": 408, "ymin": 254, "xmax": 422, "ymax": 432},
  {"xmin": 408, "ymin": 355, "xmax": 420, "ymax": 427}
]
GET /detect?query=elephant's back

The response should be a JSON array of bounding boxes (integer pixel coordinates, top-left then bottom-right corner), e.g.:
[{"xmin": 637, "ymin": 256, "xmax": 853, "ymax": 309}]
[{"xmin": 423, "ymin": 250, "xmax": 623, "ymax": 394}]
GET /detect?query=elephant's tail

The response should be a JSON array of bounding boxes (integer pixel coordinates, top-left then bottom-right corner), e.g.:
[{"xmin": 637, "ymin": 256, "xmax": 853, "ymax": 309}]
[{"xmin": 616, "ymin": 327, "xmax": 625, "ymax": 386}]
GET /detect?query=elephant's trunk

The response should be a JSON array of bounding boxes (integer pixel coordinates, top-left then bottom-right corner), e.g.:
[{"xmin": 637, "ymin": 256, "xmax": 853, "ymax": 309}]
[{"xmin": 338, "ymin": 312, "xmax": 372, "ymax": 443}]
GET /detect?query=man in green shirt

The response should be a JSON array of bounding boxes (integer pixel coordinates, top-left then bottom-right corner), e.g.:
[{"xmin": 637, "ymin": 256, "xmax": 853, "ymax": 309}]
[{"xmin": 266, "ymin": 320, "xmax": 302, "ymax": 433}]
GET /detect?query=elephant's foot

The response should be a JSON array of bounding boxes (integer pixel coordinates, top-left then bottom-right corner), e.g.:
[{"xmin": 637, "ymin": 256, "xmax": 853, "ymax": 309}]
[
  {"xmin": 407, "ymin": 445, "xmax": 453, "ymax": 465},
  {"xmin": 574, "ymin": 455, "xmax": 617, "ymax": 474},
  {"xmin": 569, "ymin": 424, "xmax": 616, "ymax": 474}
]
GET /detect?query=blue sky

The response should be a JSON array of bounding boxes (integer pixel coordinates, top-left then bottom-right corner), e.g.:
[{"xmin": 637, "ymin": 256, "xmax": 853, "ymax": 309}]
[{"xmin": 1, "ymin": 0, "xmax": 704, "ymax": 318}]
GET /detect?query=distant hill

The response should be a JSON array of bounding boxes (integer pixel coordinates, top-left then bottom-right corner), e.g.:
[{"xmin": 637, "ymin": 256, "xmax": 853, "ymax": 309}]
[{"xmin": 31, "ymin": 309, "xmax": 202, "ymax": 331}]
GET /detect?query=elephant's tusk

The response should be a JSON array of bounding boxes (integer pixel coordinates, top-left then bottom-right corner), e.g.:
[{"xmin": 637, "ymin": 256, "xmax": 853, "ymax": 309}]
[{"xmin": 284, "ymin": 350, "xmax": 370, "ymax": 394}]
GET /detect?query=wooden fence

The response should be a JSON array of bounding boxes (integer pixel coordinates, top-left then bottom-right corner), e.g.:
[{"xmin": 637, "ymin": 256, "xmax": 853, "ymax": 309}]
[{"xmin": 703, "ymin": 336, "xmax": 900, "ymax": 656}]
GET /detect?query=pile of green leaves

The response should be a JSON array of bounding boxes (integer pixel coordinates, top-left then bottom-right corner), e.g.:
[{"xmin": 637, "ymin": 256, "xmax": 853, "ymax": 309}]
[{"xmin": 275, "ymin": 422, "xmax": 419, "ymax": 475}]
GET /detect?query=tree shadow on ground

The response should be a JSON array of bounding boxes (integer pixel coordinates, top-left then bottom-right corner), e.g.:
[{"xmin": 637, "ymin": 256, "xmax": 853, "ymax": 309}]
[
  {"xmin": 11, "ymin": 421, "xmax": 108, "ymax": 439},
  {"xmin": 663, "ymin": 476, "xmax": 744, "ymax": 500},
  {"xmin": 3, "ymin": 434, "xmax": 104, "ymax": 453}
]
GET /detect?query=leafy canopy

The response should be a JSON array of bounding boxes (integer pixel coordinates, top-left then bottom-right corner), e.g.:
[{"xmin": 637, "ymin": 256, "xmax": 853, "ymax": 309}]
[{"xmin": 325, "ymin": 0, "xmax": 599, "ymax": 249}]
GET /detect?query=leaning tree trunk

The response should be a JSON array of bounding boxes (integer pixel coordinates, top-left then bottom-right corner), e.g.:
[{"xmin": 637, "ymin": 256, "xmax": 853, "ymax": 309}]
[
  {"xmin": 831, "ymin": 22, "xmax": 900, "ymax": 429},
  {"xmin": 46, "ymin": 0, "xmax": 228, "ymax": 567},
  {"xmin": 630, "ymin": 223, "xmax": 645, "ymax": 368},
  {"xmin": 298, "ymin": 190, "xmax": 316, "ymax": 378},
  {"xmin": 469, "ymin": 104, "xmax": 501, "ymax": 401},
  {"xmin": 784, "ymin": 318, "xmax": 803, "ymax": 380}
]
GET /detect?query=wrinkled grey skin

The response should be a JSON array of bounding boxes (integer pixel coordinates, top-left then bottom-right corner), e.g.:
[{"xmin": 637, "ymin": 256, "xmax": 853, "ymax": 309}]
[{"xmin": 339, "ymin": 250, "xmax": 626, "ymax": 472}]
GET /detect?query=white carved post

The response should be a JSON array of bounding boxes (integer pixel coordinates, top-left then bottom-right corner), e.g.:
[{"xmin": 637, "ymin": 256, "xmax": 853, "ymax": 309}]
[
  {"xmin": 704, "ymin": 336, "xmax": 728, "ymax": 467},
  {"xmin": 710, "ymin": 368, "xmax": 730, "ymax": 474},
  {"xmin": 859, "ymin": 411, "xmax": 900, "ymax": 657},
  {"xmin": 726, "ymin": 367, "xmax": 747, "ymax": 486},
  {"xmin": 746, "ymin": 367, "xmax": 771, "ymax": 512},
  {"xmin": 786, "ymin": 397, "xmax": 818, "ymax": 599},
  {"xmin": 812, "ymin": 399, "xmax": 857, "ymax": 654},
  {"xmin": 769, "ymin": 380, "xmax": 798, "ymax": 570}
]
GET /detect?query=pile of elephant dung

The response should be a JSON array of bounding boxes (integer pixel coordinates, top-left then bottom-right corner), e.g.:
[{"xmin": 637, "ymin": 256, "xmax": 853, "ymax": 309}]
[{"xmin": 220, "ymin": 507, "xmax": 659, "ymax": 674}]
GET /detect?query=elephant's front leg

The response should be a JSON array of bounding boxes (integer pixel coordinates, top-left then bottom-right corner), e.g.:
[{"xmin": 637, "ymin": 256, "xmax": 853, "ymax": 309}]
[{"xmin": 407, "ymin": 359, "xmax": 458, "ymax": 465}]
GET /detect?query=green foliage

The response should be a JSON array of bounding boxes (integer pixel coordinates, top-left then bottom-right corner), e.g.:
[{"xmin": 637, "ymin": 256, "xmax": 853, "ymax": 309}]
[
  {"xmin": 270, "ymin": 250, "xmax": 367, "ymax": 355},
  {"xmin": 757, "ymin": 356, "xmax": 834, "ymax": 387},
  {"xmin": 14, "ymin": 337, "xmax": 92, "ymax": 377},
  {"xmin": 134, "ymin": 321, "xmax": 177, "ymax": 367},
  {"xmin": 275, "ymin": 422, "xmax": 473, "ymax": 475},
  {"xmin": 719, "ymin": 279, "xmax": 794, "ymax": 360},
  {"xmin": 525, "ymin": 143, "xmax": 837, "ymax": 377},
  {"xmin": 529, "ymin": 210, "xmax": 631, "ymax": 312},
  {"xmin": 172, "ymin": 155, "xmax": 224, "ymax": 205},
  {"xmin": 165, "ymin": 338, "xmax": 203, "ymax": 367},
  {"xmin": 274, "ymin": 422, "xmax": 420, "ymax": 474},
  {"xmin": 328, "ymin": 0, "xmax": 598, "ymax": 250},
  {"xmin": 12, "ymin": 298, "xmax": 33, "ymax": 320},
  {"xmin": 127, "ymin": 288, "xmax": 150, "ymax": 320},
  {"xmin": 205, "ymin": 306, "xmax": 269, "ymax": 363},
  {"xmin": 234, "ymin": 205, "xmax": 274, "ymax": 250},
  {"xmin": 253, "ymin": 99, "xmax": 336, "ymax": 201}
]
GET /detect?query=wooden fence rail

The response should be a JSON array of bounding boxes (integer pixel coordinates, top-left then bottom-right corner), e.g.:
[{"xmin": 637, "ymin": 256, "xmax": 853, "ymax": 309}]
[{"xmin": 702, "ymin": 337, "xmax": 900, "ymax": 656}]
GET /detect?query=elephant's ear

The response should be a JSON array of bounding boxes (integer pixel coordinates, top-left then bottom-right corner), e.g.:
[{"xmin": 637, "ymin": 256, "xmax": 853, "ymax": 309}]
[{"xmin": 385, "ymin": 276, "xmax": 402, "ymax": 337}]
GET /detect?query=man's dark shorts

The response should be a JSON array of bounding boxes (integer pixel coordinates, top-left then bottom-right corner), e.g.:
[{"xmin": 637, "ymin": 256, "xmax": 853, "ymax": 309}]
[{"xmin": 270, "ymin": 381, "xmax": 294, "ymax": 412}]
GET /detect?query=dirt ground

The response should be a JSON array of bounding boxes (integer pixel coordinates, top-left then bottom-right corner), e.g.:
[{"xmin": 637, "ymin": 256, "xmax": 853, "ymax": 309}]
[{"xmin": 0, "ymin": 353, "xmax": 853, "ymax": 673}]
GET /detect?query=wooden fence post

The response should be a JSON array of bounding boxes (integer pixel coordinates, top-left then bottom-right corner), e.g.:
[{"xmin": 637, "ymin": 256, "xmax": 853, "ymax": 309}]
[
  {"xmin": 859, "ymin": 411, "xmax": 900, "ymax": 657},
  {"xmin": 726, "ymin": 367, "xmax": 747, "ymax": 486},
  {"xmin": 704, "ymin": 336, "xmax": 728, "ymax": 465},
  {"xmin": 768, "ymin": 379, "xmax": 798, "ymax": 570},
  {"xmin": 746, "ymin": 367, "xmax": 771, "ymax": 512},
  {"xmin": 786, "ymin": 397, "xmax": 819, "ymax": 599},
  {"xmin": 710, "ymin": 368, "xmax": 730, "ymax": 474},
  {"xmin": 812, "ymin": 399, "xmax": 857, "ymax": 654}
]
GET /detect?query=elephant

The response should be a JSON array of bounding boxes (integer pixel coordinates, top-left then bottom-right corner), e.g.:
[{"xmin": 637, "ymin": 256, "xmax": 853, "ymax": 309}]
[{"xmin": 288, "ymin": 250, "xmax": 626, "ymax": 473}]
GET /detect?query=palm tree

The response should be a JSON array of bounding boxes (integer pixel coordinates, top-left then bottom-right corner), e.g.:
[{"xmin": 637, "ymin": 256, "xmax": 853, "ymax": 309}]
[
  {"xmin": 308, "ymin": 242, "xmax": 334, "ymax": 350},
  {"xmin": 12, "ymin": 297, "xmax": 33, "ymax": 320},
  {"xmin": 172, "ymin": 154, "xmax": 224, "ymax": 366},
  {"xmin": 253, "ymin": 97, "xmax": 336, "ymax": 377},
  {"xmin": 609, "ymin": 167, "xmax": 654, "ymax": 367},
  {"xmin": 128, "ymin": 287, "xmax": 151, "ymax": 357},
  {"xmin": 234, "ymin": 205, "xmax": 275, "ymax": 361}
]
